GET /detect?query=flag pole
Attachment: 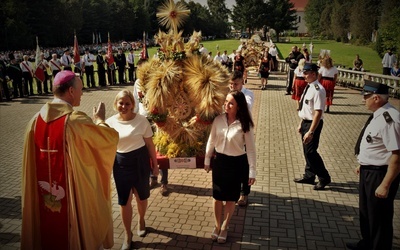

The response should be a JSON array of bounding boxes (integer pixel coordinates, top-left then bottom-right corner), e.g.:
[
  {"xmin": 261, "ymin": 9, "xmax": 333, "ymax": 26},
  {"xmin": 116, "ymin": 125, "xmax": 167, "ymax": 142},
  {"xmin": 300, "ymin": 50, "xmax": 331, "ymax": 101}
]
[{"xmin": 108, "ymin": 32, "xmax": 114, "ymax": 85}]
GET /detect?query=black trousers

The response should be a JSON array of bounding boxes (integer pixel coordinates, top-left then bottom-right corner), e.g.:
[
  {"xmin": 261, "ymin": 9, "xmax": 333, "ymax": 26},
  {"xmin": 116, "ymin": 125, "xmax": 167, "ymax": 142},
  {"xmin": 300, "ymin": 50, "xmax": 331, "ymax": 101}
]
[
  {"xmin": 43, "ymin": 72, "xmax": 51, "ymax": 93},
  {"xmin": 359, "ymin": 167, "xmax": 400, "ymax": 250},
  {"xmin": 286, "ymin": 69, "xmax": 295, "ymax": 93},
  {"xmin": 98, "ymin": 67, "xmax": 106, "ymax": 86},
  {"xmin": 85, "ymin": 65, "xmax": 95, "ymax": 87},
  {"xmin": 128, "ymin": 63, "xmax": 135, "ymax": 82},
  {"xmin": 1, "ymin": 79, "xmax": 11, "ymax": 101},
  {"xmin": 117, "ymin": 67, "xmax": 125, "ymax": 84},
  {"xmin": 22, "ymin": 72, "xmax": 33, "ymax": 95},
  {"xmin": 382, "ymin": 67, "xmax": 391, "ymax": 75},
  {"xmin": 240, "ymin": 159, "xmax": 251, "ymax": 195},
  {"xmin": 300, "ymin": 120, "xmax": 330, "ymax": 181},
  {"xmin": 12, "ymin": 79, "xmax": 23, "ymax": 98}
]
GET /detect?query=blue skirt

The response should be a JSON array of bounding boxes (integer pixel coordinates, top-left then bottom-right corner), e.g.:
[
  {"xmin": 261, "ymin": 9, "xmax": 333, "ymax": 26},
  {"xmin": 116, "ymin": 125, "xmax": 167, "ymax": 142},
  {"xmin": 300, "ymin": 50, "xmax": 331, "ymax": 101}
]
[{"xmin": 113, "ymin": 146, "xmax": 151, "ymax": 205}]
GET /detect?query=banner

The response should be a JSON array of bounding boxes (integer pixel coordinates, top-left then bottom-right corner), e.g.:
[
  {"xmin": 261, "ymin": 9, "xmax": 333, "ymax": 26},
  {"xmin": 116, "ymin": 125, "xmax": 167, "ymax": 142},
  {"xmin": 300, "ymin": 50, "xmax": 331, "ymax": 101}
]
[
  {"xmin": 34, "ymin": 36, "xmax": 45, "ymax": 82},
  {"xmin": 74, "ymin": 34, "xmax": 81, "ymax": 70},
  {"xmin": 140, "ymin": 31, "xmax": 149, "ymax": 60},
  {"xmin": 107, "ymin": 32, "xmax": 115, "ymax": 69}
]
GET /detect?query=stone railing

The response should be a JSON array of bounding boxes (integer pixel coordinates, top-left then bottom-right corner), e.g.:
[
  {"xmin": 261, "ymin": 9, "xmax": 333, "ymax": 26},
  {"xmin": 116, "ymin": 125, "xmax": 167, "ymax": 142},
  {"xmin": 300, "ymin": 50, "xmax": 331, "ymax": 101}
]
[{"xmin": 276, "ymin": 59, "xmax": 400, "ymax": 98}]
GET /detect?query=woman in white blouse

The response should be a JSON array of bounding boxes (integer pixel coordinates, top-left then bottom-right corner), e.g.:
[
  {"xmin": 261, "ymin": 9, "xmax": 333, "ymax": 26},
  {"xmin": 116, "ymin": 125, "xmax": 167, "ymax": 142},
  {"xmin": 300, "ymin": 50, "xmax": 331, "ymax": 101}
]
[
  {"xmin": 106, "ymin": 89, "xmax": 159, "ymax": 250},
  {"xmin": 318, "ymin": 57, "xmax": 338, "ymax": 113},
  {"xmin": 204, "ymin": 90, "xmax": 257, "ymax": 244}
]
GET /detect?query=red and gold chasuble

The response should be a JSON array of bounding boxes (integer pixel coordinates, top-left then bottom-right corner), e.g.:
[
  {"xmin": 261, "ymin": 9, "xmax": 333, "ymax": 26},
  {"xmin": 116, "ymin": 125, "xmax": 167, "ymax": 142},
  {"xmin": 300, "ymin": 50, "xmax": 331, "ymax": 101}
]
[{"xmin": 34, "ymin": 114, "xmax": 69, "ymax": 250}]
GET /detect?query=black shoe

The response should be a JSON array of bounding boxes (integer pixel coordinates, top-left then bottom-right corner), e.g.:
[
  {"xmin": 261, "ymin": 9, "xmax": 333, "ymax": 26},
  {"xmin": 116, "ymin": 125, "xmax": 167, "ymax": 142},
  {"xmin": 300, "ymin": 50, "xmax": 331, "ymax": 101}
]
[
  {"xmin": 345, "ymin": 241, "xmax": 365, "ymax": 250},
  {"xmin": 313, "ymin": 179, "xmax": 331, "ymax": 190},
  {"xmin": 284, "ymin": 92, "xmax": 291, "ymax": 95},
  {"xmin": 293, "ymin": 177, "xmax": 315, "ymax": 185}
]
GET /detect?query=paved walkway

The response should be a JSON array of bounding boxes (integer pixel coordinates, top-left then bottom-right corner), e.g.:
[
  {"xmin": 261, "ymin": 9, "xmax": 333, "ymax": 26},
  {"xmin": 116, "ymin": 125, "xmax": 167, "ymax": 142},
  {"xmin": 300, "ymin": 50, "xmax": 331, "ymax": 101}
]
[{"xmin": 0, "ymin": 71, "xmax": 399, "ymax": 250}]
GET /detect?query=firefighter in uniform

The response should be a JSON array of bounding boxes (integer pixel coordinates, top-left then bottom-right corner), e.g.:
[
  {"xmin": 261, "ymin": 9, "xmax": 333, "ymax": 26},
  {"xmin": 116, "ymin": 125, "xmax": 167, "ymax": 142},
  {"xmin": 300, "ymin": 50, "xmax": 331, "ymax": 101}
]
[
  {"xmin": 293, "ymin": 63, "xmax": 332, "ymax": 190},
  {"xmin": 347, "ymin": 80, "xmax": 400, "ymax": 250}
]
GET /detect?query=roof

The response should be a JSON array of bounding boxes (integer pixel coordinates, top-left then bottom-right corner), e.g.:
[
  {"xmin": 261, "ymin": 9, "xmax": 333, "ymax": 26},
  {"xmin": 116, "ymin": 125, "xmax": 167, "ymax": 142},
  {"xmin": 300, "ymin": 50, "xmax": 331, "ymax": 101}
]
[{"xmin": 290, "ymin": 0, "xmax": 308, "ymax": 12}]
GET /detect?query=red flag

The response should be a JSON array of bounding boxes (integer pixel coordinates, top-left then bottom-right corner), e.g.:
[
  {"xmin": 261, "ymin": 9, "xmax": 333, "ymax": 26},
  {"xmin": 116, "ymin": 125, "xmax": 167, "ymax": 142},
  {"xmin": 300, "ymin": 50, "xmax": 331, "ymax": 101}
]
[
  {"xmin": 73, "ymin": 34, "xmax": 81, "ymax": 69},
  {"xmin": 140, "ymin": 31, "xmax": 148, "ymax": 60},
  {"xmin": 107, "ymin": 33, "xmax": 115, "ymax": 66},
  {"xmin": 34, "ymin": 36, "xmax": 45, "ymax": 82}
]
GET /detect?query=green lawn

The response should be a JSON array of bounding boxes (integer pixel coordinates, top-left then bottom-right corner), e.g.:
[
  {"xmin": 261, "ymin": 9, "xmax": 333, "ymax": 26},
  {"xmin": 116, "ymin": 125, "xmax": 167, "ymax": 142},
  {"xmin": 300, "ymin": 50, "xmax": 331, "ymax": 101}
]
[
  {"xmin": 270, "ymin": 37, "xmax": 382, "ymax": 74},
  {"xmin": 165, "ymin": 38, "xmax": 383, "ymax": 74}
]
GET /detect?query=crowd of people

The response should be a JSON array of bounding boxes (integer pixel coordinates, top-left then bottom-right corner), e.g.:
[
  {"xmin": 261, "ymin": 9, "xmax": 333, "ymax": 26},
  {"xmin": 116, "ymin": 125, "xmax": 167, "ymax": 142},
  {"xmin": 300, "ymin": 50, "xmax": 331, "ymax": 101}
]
[
  {"xmin": 0, "ymin": 42, "xmax": 150, "ymax": 102},
  {"xmin": 16, "ymin": 37, "xmax": 399, "ymax": 250}
]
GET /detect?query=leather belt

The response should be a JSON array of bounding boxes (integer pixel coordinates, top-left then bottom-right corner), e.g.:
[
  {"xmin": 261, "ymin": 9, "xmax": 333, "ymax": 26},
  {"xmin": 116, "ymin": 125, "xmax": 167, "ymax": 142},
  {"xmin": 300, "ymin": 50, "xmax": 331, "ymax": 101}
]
[
  {"xmin": 361, "ymin": 165, "xmax": 388, "ymax": 170},
  {"xmin": 302, "ymin": 119, "xmax": 312, "ymax": 123}
]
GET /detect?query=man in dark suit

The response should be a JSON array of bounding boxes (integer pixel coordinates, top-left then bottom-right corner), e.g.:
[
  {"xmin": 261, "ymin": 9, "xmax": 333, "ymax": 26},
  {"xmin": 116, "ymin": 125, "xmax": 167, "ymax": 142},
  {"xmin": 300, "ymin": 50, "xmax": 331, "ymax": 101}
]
[
  {"xmin": 96, "ymin": 50, "xmax": 106, "ymax": 87},
  {"xmin": 285, "ymin": 46, "xmax": 304, "ymax": 95},
  {"xmin": 115, "ymin": 48, "xmax": 126, "ymax": 84}
]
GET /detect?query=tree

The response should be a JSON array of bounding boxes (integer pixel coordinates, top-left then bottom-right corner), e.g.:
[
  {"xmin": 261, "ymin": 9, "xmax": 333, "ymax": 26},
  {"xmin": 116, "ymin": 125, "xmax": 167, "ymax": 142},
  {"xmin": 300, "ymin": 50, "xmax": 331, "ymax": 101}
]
[
  {"xmin": 304, "ymin": 0, "xmax": 328, "ymax": 36},
  {"xmin": 330, "ymin": 0, "xmax": 352, "ymax": 42},
  {"xmin": 231, "ymin": 0, "xmax": 266, "ymax": 37},
  {"xmin": 0, "ymin": 0, "xmax": 31, "ymax": 50},
  {"xmin": 349, "ymin": 0, "xmax": 381, "ymax": 44},
  {"xmin": 264, "ymin": 0, "xmax": 297, "ymax": 42},
  {"xmin": 319, "ymin": 4, "xmax": 333, "ymax": 39},
  {"xmin": 376, "ymin": 0, "xmax": 400, "ymax": 56},
  {"xmin": 207, "ymin": 0, "xmax": 231, "ymax": 38}
]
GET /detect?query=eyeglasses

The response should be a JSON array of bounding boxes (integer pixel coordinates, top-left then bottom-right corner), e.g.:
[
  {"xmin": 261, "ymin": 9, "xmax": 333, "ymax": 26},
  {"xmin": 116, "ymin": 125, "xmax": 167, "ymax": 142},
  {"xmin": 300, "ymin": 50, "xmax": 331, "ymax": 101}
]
[{"xmin": 363, "ymin": 94, "xmax": 374, "ymax": 100}]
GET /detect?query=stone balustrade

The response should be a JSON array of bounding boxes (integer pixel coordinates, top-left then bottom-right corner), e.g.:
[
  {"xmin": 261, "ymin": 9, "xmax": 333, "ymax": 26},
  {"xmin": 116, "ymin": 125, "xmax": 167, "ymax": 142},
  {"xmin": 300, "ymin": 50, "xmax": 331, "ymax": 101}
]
[{"xmin": 276, "ymin": 59, "xmax": 400, "ymax": 98}]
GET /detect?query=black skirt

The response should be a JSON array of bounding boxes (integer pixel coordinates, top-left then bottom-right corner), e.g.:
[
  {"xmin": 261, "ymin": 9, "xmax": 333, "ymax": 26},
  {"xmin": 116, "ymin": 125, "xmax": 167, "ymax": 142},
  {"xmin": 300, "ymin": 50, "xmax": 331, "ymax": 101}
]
[
  {"xmin": 113, "ymin": 146, "xmax": 151, "ymax": 205},
  {"xmin": 212, "ymin": 152, "xmax": 248, "ymax": 201}
]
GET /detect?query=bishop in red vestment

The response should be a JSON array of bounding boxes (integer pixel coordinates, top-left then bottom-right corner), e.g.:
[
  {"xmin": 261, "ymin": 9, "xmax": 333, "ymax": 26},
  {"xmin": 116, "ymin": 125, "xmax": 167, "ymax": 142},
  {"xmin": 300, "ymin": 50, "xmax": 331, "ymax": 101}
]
[{"xmin": 21, "ymin": 71, "xmax": 119, "ymax": 249}]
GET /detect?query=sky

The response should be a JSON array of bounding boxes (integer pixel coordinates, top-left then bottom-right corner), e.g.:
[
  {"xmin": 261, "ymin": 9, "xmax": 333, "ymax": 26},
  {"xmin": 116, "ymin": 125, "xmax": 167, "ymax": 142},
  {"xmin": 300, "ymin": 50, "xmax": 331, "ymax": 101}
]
[{"xmin": 190, "ymin": 0, "xmax": 235, "ymax": 9}]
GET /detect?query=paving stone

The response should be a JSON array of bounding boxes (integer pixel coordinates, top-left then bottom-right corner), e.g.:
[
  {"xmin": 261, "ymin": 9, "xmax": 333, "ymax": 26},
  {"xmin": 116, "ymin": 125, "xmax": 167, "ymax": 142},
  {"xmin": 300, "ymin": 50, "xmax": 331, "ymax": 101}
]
[{"xmin": 1, "ymin": 72, "xmax": 399, "ymax": 249}]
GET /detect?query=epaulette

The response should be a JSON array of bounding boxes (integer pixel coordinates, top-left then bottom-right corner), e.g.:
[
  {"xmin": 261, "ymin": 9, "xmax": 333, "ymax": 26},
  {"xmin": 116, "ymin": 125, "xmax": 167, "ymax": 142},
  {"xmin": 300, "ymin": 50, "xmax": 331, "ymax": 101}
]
[
  {"xmin": 314, "ymin": 83, "xmax": 320, "ymax": 90},
  {"xmin": 382, "ymin": 111, "xmax": 393, "ymax": 123}
]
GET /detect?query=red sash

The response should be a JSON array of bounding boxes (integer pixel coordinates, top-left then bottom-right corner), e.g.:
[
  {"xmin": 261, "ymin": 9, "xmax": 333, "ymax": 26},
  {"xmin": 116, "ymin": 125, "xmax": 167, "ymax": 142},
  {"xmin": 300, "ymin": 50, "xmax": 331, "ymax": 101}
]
[
  {"xmin": 21, "ymin": 61, "xmax": 33, "ymax": 77},
  {"xmin": 34, "ymin": 114, "xmax": 69, "ymax": 249},
  {"xmin": 50, "ymin": 60, "xmax": 62, "ymax": 71}
]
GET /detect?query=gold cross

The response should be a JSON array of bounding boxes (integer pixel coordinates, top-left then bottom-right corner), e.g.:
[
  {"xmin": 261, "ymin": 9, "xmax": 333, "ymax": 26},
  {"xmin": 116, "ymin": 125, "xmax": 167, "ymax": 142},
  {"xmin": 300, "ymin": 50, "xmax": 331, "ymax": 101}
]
[{"xmin": 40, "ymin": 137, "xmax": 58, "ymax": 194}]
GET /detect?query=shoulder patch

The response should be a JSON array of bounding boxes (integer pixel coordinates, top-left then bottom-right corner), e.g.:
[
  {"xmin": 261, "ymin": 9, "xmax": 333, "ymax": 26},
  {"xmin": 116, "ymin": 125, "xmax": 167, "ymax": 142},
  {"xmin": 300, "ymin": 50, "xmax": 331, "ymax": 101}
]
[
  {"xmin": 314, "ymin": 83, "xmax": 320, "ymax": 90},
  {"xmin": 383, "ymin": 111, "xmax": 393, "ymax": 123}
]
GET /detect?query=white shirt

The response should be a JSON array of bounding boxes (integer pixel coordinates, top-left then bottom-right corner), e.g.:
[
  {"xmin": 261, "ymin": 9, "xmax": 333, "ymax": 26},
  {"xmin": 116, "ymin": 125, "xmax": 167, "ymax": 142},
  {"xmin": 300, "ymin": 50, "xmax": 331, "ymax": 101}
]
[
  {"xmin": 106, "ymin": 114, "xmax": 153, "ymax": 153},
  {"xmin": 318, "ymin": 66, "xmax": 338, "ymax": 78},
  {"xmin": 127, "ymin": 53, "xmax": 135, "ymax": 64},
  {"xmin": 241, "ymin": 87, "xmax": 254, "ymax": 112},
  {"xmin": 357, "ymin": 103, "xmax": 400, "ymax": 166},
  {"xmin": 133, "ymin": 79, "xmax": 148, "ymax": 116},
  {"xmin": 84, "ymin": 53, "xmax": 95, "ymax": 66},
  {"xmin": 20, "ymin": 61, "xmax": 34, "ymax": 73},
  {"xmin": 213, "ymin": 55, "xmax": 223, "ymax": 62},
  {"xmin": 269, "ymin": 47, "xmax": 278, "ymax": 57},
  {"xmin": 199, "ymin": 47, "xmax": 208, "ymax": 55},
  {"xmin": 60, "ymin": 54, "xmax": 72, "ymax": 67},
  {"xmin": 298, "ymin": 80, "xmax": 326, "ymax": 121},
  {"xmin": 294, "ymin": 67, "xmax": 304, "ymax": 77},
  {"xmin": 221, "ymin": 53, "xmax": 228, "ymax": 63},
  {"xmin": 204, "ymin": 114, "xmax": 257, "ymax": 178},
  {"xmin": 382, "ymin": 53, "xmax": 397, "ymax": 68},
  {"xmin": 49, "ymin": 59, "xmax": 62, "ymax": 71}
]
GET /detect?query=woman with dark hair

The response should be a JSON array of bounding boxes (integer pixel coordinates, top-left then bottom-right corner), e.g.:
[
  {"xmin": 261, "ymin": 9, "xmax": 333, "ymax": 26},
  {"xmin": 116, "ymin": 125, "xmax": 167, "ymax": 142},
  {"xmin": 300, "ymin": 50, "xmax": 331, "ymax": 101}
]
[
  {"xmin": 258, "ymin": 48, "xmax": 272, "ymax": 90},
  {"xmin": 204, "ymin": 90, "xmax": 257, "ymax": 244}
]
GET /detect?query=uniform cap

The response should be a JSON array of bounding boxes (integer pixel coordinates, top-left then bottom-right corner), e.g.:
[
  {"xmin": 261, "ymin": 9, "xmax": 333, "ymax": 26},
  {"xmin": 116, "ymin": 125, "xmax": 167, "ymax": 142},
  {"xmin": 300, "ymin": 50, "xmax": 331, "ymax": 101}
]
[
  {"xmin": 53, "ymin": 70, "xmax": 76, "ymax": 87},
  {"xmin": 362, "ymin": 80, "xmax": 390, "ymax": 95},
  {"xmin": 302, "ymin": 63, "xmax": 319, "ymax": 72}
]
